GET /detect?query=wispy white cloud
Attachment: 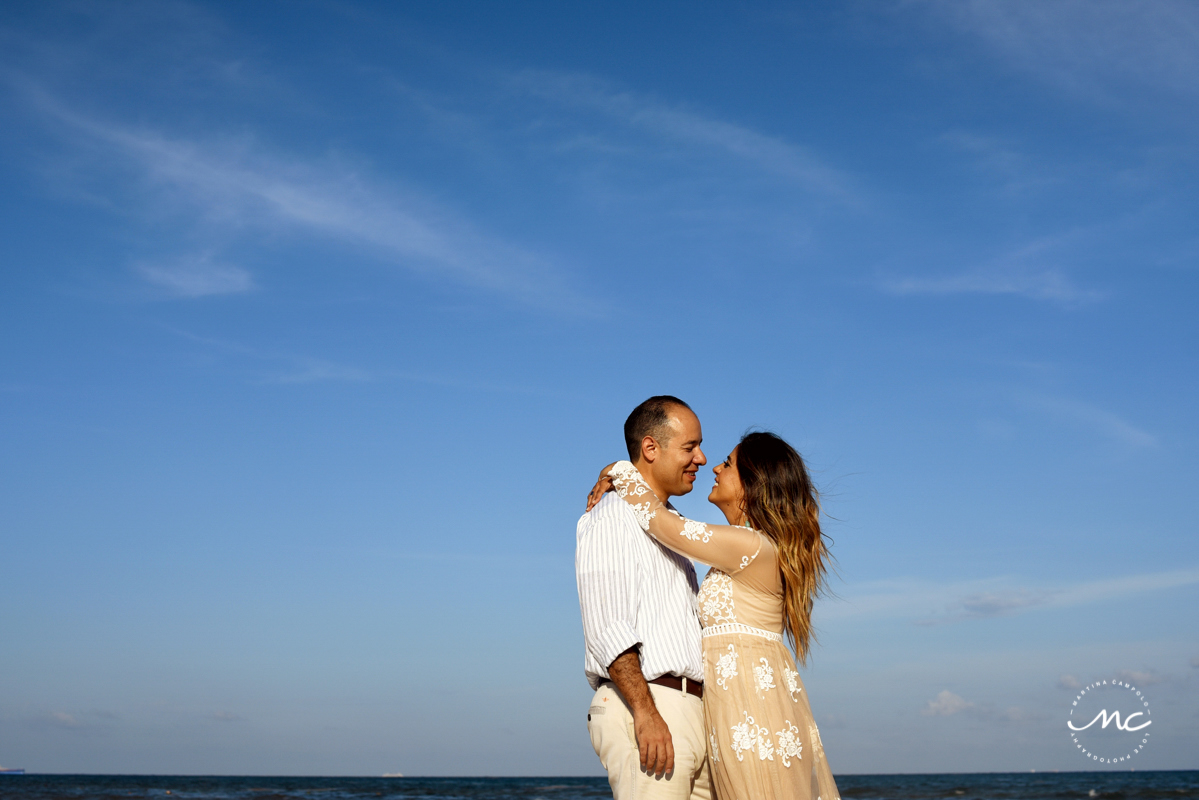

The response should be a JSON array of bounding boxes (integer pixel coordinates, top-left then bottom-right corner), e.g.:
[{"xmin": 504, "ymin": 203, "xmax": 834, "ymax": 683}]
[
  {"xmin": 943, "ymin": 130, "xmax": 1027, "ymax": 174},
  {"xmin": 48, "ymin": 711, "xmax": 80, "ymax": 728},
  {"xmin": 931, "ymin": 588, "xmax": 1055, "ymax": 622},
  {"xmin": 941, "ymin": 130, "xmax": 1057, "ymax": 194},
  {"xmin": 136, "ymin": 256, "xmax": 253, "ymax": 298},
  {"xmin": 168, "ymin": 327, "xmax": 546, "ymax": 393},
  {"xmin": 1058, "ymin": 674, "xmax": 1081, "ymax": 690},
  {"xmin": 922, "ymin": 690, "xmax": 973, "ymax": 716},
  {"xmin": 882, "ymin": 268, "xmax": 1095, "ymax": 303},
  {"xmin": 14, "ymin": 81, "xmax": 589, "ymax": 313},
  {"xmin": 912, "ymin": 587, "xmax": 1058, "ymax": 626},
  {"xmin": 879, "ymin": 226, "xmax": 1107, "ymax": 304},
  {"xmin": 1114, "ymin": 669, "xmax": 1166, "ymax": 686},
  {"xmin": 920, "ymin": 690, "xmax": 1041, "ymax": 722},
  {"xmin": 168, "ymin": 329, "xmax": 371, "ymax": 385},
  {"xmin": 506, "ymin": 70, "xmax": 857, "ymax": 203},
  {"xmin": 1057, "ymin": 569, "xmax": 1199, "ymax": 604},
  {"xmin": 819, "ymin": 567, "xmax": 1199, "ymax": 625},
  {"xmin": 917, "ymin": 569, "xmax": 1199, "ymax": 625},
  {"xmin": 266, "ymin": 359, "xmax": 372, "ymax": 385},
  {"xmin": 23, "ymin": 709, "xmax": 121, "ymax": 731},
  {"xmin": 917, "ymin": 0, "xmax": 1199, "ymax": 99},
  {"xmin": 1019, "ymin": 395, "xmax": 1157, "ymax": 448}
]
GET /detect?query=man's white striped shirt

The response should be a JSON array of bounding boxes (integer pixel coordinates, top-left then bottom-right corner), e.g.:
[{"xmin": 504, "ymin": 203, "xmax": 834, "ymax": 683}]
[{"xmin": 575, "ymin": 492, "xmax": 704, "ymax": 690}]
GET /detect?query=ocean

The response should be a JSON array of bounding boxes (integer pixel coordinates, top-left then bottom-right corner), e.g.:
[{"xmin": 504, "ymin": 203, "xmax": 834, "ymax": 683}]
[{"xmin": 0, "ymin": 772, "xmax": 1196, "ymax": 800}]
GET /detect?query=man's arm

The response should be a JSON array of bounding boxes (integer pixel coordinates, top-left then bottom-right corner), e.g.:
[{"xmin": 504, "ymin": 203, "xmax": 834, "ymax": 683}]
[
  {"xmin": 607, "ymin": 647, "xmax": 675, "ymax": 778},
  {"xmin": 576, "ymin": 506, "xmax": 675, "ymax": 778}
]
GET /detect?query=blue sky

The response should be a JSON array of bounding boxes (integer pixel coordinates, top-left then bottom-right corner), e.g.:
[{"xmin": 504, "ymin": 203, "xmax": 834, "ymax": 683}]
[{"xmin": 1, "ymin": 0, "xmax": 1197, "ymax": 776}]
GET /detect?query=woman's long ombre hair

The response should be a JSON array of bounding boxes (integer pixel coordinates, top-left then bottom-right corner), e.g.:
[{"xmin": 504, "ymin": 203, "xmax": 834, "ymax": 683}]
[{"xmin": 735, "ymin": 431, "xmax": 830, "ymax": 665}]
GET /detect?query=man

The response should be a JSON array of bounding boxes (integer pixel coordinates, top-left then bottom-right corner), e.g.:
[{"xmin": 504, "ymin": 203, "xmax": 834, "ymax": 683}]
[{"xmin": 576, "ymin": 395, "xmax": 711, "ymax": 800}]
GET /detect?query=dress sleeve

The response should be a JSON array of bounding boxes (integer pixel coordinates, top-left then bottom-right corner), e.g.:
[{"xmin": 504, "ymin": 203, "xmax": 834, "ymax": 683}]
[{"xmin": 607, "ymin": 461, "xmax": 766, "ymax": 576}]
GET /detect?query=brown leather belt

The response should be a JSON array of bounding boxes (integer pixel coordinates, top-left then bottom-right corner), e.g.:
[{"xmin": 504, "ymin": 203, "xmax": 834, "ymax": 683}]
[
  {"xmin": 651, "ymin": 674, "xmax": 703, "ymax": 699},
  {"xmin": 603, "ymin": 675, "xmax": 703, "ymax": 699}
]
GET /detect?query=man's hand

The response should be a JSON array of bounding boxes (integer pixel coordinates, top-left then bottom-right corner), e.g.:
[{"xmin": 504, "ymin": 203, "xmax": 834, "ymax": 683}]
[
  {"xmin": 633, "ymin": 706, "xmax": 675, "ymax": 778},
  {"xmin": 607, "ymin": 648, "xmax": 675, "ymax": 778},
  {"xmin": 585, "ymin": 462, "xmax": 619, "ymax": 511}
]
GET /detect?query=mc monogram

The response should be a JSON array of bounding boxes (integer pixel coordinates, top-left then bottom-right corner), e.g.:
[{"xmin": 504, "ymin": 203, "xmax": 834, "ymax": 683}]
[
  {"xmin": 1067, "ymin": 679, "xmax": 1153, "ymax": 765},
  {"xmin": 1067, "ymin": 708, "xmax": 1152, "ymax": 733}
]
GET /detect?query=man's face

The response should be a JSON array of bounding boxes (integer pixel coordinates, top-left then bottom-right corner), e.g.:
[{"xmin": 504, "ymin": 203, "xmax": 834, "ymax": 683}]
[{"xmin": 648, "ymin": 407, "xmax": 707, "ymax": 497}]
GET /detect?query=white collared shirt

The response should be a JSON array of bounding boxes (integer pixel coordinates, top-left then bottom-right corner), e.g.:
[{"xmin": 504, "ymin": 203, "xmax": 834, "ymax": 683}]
[{"xmin": 576, "ymin": 492, "xmax": 704, "ymax": 690}]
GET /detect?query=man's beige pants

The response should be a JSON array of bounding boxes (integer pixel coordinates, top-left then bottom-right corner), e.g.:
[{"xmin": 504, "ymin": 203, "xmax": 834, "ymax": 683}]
[{"xmin": 587, "ymin": 682, "xmax": 713, "ymax": 800}]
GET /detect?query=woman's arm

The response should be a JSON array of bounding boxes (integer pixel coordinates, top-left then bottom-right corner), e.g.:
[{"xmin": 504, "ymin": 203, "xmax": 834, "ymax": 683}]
[
  {"xmin": 584, "ymin": 462, "xmax": 618, "ymax": 511},
  {"xmin": 607, "ymin": 461, "xmax": 763, "ymax": 574}
]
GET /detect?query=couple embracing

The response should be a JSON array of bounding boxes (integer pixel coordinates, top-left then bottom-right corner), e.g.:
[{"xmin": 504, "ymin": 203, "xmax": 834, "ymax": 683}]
[{"xmin": 575, "ymin": 396, "xmax": 840, "ymax": 800}]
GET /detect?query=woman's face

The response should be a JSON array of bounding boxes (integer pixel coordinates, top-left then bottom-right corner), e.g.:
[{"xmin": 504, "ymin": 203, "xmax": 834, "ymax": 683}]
[{"xmin": 708, "ymin": 447, "xmax": 745, "ymax": 521}]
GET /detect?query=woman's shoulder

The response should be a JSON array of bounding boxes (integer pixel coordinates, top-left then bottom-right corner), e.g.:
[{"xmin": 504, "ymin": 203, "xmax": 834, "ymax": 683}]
[
  {"xmin": 740, "ymin": 527, "xmax": 778, "ymax": 558},
  {"xmin": 730, "ymin": 530, "xmax": 783, "ymax": 594}
]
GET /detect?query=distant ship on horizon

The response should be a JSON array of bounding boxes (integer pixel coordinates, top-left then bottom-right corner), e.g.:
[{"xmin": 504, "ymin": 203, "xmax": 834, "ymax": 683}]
[{"xmin": 0, "ymin": 766, "xmax": 25, "ymax": 775}]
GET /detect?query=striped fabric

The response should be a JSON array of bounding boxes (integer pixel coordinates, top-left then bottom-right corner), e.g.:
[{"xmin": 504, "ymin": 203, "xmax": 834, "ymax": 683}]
[{"xmin": 576, "ymin": 492, "xmax": 704, "ymax": 690}]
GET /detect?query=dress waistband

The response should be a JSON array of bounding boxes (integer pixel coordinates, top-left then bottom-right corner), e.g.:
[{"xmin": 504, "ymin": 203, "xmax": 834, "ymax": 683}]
[{"xmin": 701, "ymin": 622, "xmax": 783, "ymax": 642}]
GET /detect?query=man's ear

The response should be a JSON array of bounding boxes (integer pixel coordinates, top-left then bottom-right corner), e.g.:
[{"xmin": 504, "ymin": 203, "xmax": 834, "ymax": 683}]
[{"xmin": 640, "ymin": 435, "xmax": 659, "ymax": 464}]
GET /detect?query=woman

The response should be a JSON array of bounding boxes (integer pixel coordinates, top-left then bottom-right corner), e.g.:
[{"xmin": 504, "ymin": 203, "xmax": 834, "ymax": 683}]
[{"xmin": 593, "ymin": 431, "xmax": 839, "ymax": 800}]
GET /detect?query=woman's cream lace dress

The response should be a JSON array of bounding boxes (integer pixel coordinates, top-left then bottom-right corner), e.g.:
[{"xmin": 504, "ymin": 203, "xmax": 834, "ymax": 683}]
[{"xmin": 608, "ymin": 461, "xmax": 840, "ymax": 800}]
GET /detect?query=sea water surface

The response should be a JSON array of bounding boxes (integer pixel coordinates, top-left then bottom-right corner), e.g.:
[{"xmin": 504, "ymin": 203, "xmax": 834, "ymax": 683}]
[{"xmin": 2, "ymin": 772, "xmax": 1197, "ymax": 800}]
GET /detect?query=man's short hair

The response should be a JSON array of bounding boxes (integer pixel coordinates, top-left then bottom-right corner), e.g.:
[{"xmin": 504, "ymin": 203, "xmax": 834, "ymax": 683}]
[{"xmin": 624, "ymin": 395, "xmax": 692, "ymax": 461}]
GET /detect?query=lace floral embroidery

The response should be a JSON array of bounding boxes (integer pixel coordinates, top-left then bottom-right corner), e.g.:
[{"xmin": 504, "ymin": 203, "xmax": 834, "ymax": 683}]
[
  {"xmin": 607, "ymin": 462, "xmax": 657, "ymax": 529},
  {"xmin": 783, "ymin": 666, "xmax": 802, "ymax": 702},
  {"xmin": 776, "ymin": 721, "xmax": 802, "ymax": 767},
  {"xmin": 730, "ymin": 715, "xmax": 753, "ymax": 762},
  {"xmin": 715, "ymin": 644, "xmax": 738, "ymax": 690},
  {"xmin": 608, "ymin": 463, "xmax": 646, "ymax": 492},
  {"xmin": 698, "ymin": 571, "xmax": 736, "ymax": 624},
  {"xmin": 627, "ymin": 501, "xmax": 656, "ymax": 529},
  {"xmin": 731, "ymin": 712, "xmax": 774, "ymax": 762},
  {"xmin": 736, "ymin": 534, "xmax": 762, "ymax": 572},
  {"xmin": 709, "ymin": 727, "xmax": 721, "ymax": 763},
  {"xmin": 681, "ymin": 518, "xmax": 714, "ymax": 543},
  {"xmin": 756, "ymin": 726, "xmax": 776, "ymax": 761},
  {"xmin": 810, "ymin": 723, "xmax": 825, "ymax": 760},
  {"xmin": 754, "ymin": 657, "xmax": 776, "ymax": 695}
]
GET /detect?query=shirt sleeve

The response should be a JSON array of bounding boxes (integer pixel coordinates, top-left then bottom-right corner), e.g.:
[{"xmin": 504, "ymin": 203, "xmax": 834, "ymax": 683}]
[
  {"xmin": 607, "ymin": 461, "xmax": 766, "ymax": 576},
  {"xmin": 576, "ymin": 508, "xmax": 642, "ymax": 671}
]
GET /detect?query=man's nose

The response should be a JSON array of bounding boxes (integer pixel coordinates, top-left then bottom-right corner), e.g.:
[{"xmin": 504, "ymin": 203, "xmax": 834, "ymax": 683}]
[{"xmin": 694, "ymin": 447, "xmax": 707, "ymax": 466}]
